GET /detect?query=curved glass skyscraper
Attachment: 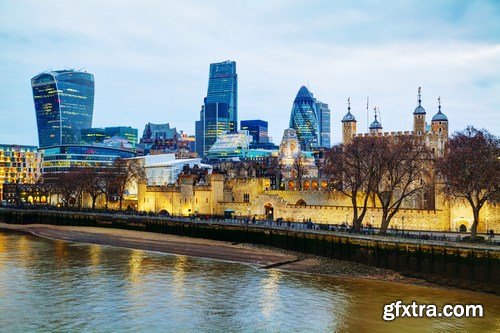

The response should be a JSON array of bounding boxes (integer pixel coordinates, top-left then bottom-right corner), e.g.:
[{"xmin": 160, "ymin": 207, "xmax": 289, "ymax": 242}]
[
  {"xmin": 289, "ymin": 86, "xmax": 319, "ymax": 150},
  {"xmin": 31, "ymin": 70, "xmax": 95, "ymax": 148}
]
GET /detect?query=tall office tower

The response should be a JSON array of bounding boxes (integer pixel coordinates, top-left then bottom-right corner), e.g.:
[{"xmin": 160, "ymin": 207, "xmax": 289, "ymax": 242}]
[
  {"xmin": 31, "ymin": 70, "xmax": 95, "ymax": 148},
  {"xmin": 205, "ymin": 61, "xmax": 238, "ymax": 132},
  {"xmin": 240, "ymin": 120, "xmax": 269, "ymax": 144},
  {"xmin": 196, "ymin": 60, "xmax": 237, "ymax": 157},
  {"xmin": 289, "ymin": 86, "xmax": 320, "ymax": 150},
  {"xmin": 314, "ymin": 100, "xmax": 331, "ymax": 148}
]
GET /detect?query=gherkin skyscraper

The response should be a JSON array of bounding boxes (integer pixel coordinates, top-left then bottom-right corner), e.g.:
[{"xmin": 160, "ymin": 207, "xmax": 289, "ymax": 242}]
[{"xmin": 289, "ymin": 86, "xmax": 319, "ymax": 150}]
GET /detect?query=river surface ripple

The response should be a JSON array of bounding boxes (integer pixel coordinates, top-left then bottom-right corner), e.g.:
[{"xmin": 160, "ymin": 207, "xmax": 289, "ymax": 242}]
[{"xmin": 0, "ymin": 231, "xmax": 498, "ymax": 332}]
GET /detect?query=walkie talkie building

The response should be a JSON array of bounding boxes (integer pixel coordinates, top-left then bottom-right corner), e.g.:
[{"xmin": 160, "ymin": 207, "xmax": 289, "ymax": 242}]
[{"xmin": 31, "ymin": 69, "xmax": 95, "ymax": 148}]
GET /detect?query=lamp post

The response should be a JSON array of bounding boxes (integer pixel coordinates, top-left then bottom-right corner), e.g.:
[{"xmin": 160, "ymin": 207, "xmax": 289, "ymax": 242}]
[{"xmin": 402, "ymin": 216, "xmax": 405, "ymax": 235}]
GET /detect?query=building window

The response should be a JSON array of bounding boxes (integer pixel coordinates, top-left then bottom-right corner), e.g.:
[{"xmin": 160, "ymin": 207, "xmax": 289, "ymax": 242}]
[
  {"xmin": 206, "ymin": 198, "xmax": 209, "ymax": 203},
  {"xmin": 243, "ymin": 193, "xmax": 250, "ymax": 203}
]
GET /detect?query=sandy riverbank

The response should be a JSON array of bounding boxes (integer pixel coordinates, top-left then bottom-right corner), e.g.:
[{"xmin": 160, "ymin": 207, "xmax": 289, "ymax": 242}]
[{"xmin": 0, "ymin": 223, "xmax": 440, "ymax": 287}]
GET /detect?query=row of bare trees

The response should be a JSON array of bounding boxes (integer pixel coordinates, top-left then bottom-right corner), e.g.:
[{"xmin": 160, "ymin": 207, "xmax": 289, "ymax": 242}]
[
  {"xmin": 42, "ymin": 158, "xmax": 145, "ymax": 210},
  {"xmin": 323, "ymin": 127, "xmax": 499, "ymax": 238},
  {"xmin": 323, "ymin": 135, "xmax": 432, "ymax": 234}
]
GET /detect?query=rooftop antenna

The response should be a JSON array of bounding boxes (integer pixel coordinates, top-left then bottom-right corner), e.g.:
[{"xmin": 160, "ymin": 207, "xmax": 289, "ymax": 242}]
[{"xmin": 77, "ymin": 67, "xmax": 86, "ymax": 72}]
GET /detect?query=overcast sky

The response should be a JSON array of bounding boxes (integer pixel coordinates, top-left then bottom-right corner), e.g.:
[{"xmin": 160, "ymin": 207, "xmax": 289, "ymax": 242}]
[{"xmin": 0, "ymin": 0, "xmax": 499, "ymax": 146}]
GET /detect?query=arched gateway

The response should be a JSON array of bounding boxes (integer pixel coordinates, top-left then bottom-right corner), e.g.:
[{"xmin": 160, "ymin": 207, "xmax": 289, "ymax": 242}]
[{"xmin": 264, "ymin": 203, "xmax": 274, "ymax": 220}]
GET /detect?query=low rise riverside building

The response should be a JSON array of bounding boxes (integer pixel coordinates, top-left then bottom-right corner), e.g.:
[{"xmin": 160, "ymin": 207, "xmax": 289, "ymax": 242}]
[{"xmin": 0, "ymin": 144, "xmax": 42, "ymax": 201}]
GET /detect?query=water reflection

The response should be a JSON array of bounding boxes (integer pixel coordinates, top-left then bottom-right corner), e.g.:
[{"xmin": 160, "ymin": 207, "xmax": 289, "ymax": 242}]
[
  {"xmin": 172, "ymin": 255, "xmax": 188, "ymax": 299},
  {"xmin": 260, "ymin": 269, "xmax": 282, "ymax": 318},
  {"xmin": 0, "ymin": 231, "xmax": 498, "ymax": 332},
  {"xmin": 128, "ymin": 249, "xmax": 144, "ymax": 285}
]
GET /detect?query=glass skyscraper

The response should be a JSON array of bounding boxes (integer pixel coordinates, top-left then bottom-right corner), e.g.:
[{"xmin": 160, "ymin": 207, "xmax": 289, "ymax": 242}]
[
  {"xmin": 205, "ymin": 61, "xmax": 238, "ymax": 132},
  {"xmin": 31, "ymin": 70, "xmax": 95, "ymax": 148},
  {"xmin": 289, "ymin": 86, "xmax": 320, "ymax": 150},
  {"xmin": 240, "ymin": 120, "xmax": 269, "ymax": 144},
  {"xmin": 195, "ymin": 61, "xmax": 238, "ymax": 157},
  {"xmin": 315, "ymin": 100, "xmax": 331, "ymax": 148},
  {"xmin": 195, "ymin": 102, "xmax": 231, "ymax": 157}
]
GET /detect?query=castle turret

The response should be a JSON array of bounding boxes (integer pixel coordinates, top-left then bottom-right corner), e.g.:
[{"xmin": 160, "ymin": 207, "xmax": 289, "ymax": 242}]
[
  {"xmin": 341, "ymin": 97, "xmax": 357, "ymax": 145},
  {"xmin": 413, "ymin": 87, "xmax": 426, "ymax": 135},
  {"xmin": 431, "ymin": 97, "xmax": 448, "ymax": 136},
  {"xmin": 430, "ymin": 97, "xmax": 449, "ymax": 157},
  {"xmin": 369, "ymin": 107, "xmax": 383, "ymax": 135}
]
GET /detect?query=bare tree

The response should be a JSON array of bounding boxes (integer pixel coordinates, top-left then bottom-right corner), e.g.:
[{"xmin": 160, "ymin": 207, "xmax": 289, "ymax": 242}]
[
  {"xmin": 437, "ymin": 127, "xmax": 500, "ymax": 238},
  {"xmin": 323, "ymin": 137, "xmax": 377, "ymax": 230},
  {"xmin": 47, "ymin": 170, "xmax": 81, "ymax": 208},
  {"xmin": 292, "ymin": 153, "xmax": 308, "ymax": 190},
  {"xmin": 82, "ymin": 167, "xmax": 105, "ymax": 209},
  {"xmin": 373, "ymin": 136, "xmax": 431, "ymax": 234},
  {"xmin": 112, "ymin": 158, "xmax": 145, "ymax": 210}
]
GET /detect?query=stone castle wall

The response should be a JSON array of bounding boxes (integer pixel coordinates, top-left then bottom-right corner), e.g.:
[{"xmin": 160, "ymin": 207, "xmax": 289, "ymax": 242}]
[{"xmin": 138, "ymin": 176, "xmax": 500, "ymax": 233}]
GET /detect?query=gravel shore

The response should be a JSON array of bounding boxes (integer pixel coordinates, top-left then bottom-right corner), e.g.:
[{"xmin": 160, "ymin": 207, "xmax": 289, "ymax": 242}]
[{"xmin": 0, "ymin": 223, "xmax": 437, "ymax": 288}]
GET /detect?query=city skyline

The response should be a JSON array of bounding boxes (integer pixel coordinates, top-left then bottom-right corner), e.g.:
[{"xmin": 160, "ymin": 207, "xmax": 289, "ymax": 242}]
[{"xmin": 1, "ymin": 1, "xmax": 499, "ymax": 146}]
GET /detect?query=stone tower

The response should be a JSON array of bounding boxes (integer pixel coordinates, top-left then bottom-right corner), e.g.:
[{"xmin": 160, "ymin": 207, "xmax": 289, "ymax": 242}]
[
  {"xmin": 369, "ymin": 107, "xmax": 383, "ymax": 135},
  {"xmin": 413, "ymin": 87, "xmax": 426, "ymax": 135},
  {"xmin": 430, "ymin": 97, "xmax": 449, "ymax": 156},
  {"xmin": 341, "ymin": 98, "xmax": 357, "ymax": 145}
]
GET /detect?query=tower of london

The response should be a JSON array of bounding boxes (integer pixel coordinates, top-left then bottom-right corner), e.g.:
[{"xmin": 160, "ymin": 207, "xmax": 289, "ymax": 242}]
[{"xmin": 341, "ymin": 87, "xmax": 449, "ymax": 157}]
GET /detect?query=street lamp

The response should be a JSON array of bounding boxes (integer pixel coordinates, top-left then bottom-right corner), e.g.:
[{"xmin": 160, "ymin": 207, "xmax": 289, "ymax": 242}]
[{"xmin": 402, "ymin": 216, "xmax": 405, "ymax": 234}]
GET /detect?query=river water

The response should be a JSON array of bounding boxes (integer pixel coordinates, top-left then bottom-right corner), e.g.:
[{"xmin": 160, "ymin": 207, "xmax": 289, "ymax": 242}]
[{"xmin": 0, "ymin": 231, "xmax": 498, "ymax": 332}]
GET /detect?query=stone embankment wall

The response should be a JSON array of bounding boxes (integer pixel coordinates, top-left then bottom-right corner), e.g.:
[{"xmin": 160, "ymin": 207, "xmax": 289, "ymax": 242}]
[{"xmin": 1, "ymin": 208, "xmax": 498, "ymax": 294}]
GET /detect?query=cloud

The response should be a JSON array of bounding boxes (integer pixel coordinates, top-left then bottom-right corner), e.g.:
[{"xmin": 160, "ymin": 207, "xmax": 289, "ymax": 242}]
[{"xmin": 0, "ymin": 0, "xmax": 498, "ymax": 146}]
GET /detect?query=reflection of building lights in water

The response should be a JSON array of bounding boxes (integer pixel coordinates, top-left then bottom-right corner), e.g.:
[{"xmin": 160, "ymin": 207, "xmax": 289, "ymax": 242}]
[
  {"xmin": 260, "ymin": 269, "xmax": 282, "ymax": 318},
  {"xmin": 0, "ymin": 233, "xmax": 6, "ymax": 270},
  {"xmin": 17, "ymin": 235, "xmax": 33, "ymax": 265},
  {"xmin": 172, "ymin": 256, "xmax": 188, "ymax": 298},
  {"xmin": 54, "ymin": 240, "xmax": 68, "ymax": 261},
  {"xmin": 128, "ymin": 250, "xmax": 144, "ymax": 285},
  {"xmin": 89, "ymin": 245, "xmax": 101, "ymax": 274}
]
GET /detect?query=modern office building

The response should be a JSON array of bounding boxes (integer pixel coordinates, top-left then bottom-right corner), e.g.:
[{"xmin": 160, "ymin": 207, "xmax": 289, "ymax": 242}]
[
  {"xmin": 81, "ymin": 126, "xmax": 138, "ymax": 145},
  {"xmin": 289, "ymin": 86, "xmax": 320, "ymax": 150},
  {"xmin": 39, "ymin": 145, "xmax": 135, "ymax": 173},
  {"xmin": 240, "ymin": 120, "xmax": 269, "ymax": 144},
  {"xmin": 205, "ymin": 60, "xmax": 238, "ymax": 132},
  {"xmin": 195, "ymin": 102, "xmax": 231, "ymax": 157},
  {"xmin": 314, "ymin": 100, "xmax": 331, "ymax": 148},
  {"xmin": 0, "ymin": 144, "xmax": 42, "ymax": 201},
  {"xmin": 31, "ymin": 69, "xmax": 95, "ymax": 148},
  {"xmin": 80, "ymin": 128, "xmax": 106, "ymax": 144},
  {"xmin": 105, "ymin": 126, "xmax": 138, "ymax": 144},
  {"xmin": 196, "ymin": 61, "xmax": 238, "ymax": 157},
  {"xmin": 205, "ymin": 130, "xmax": 275, "ymax": 161}
]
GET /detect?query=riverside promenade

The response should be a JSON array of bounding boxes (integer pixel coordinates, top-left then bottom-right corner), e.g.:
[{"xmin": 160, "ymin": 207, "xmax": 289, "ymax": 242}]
[{"xmin": 1, "ymin": 207, "xmax": 499, "ymax": 294}]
